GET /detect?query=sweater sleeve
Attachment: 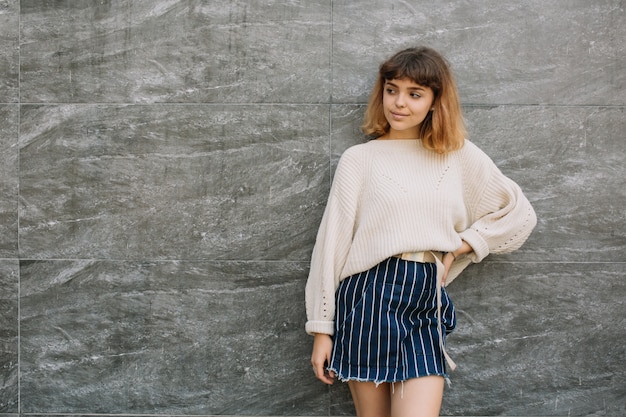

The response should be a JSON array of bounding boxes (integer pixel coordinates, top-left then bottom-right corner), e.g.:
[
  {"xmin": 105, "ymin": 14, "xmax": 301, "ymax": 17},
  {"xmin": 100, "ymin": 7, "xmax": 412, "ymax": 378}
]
[
  {"xmin": 459, "ymin": 153, "xmax": 537, "ymax": 264},
  {"xmin": 305, "ymin": 150, "xmax": 362, "ymax": 335}
]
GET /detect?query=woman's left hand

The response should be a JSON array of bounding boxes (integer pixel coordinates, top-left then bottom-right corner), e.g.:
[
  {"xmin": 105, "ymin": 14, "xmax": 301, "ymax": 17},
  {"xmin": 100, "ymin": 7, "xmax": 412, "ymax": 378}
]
[
  {"xmin": 442, "ymin": 241, "xmax": 473, "ymax": 285},
  {"xmin": 441, "ymin": 252, "xmax": 455, "ymax": 285}
]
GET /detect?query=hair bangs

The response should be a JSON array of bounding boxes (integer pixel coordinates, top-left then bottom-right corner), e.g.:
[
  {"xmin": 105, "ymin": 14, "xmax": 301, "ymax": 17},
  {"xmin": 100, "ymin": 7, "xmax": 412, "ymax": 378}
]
[{"xmin": 380, "ymin": 55, "xmax": 441, "ymax": 93}]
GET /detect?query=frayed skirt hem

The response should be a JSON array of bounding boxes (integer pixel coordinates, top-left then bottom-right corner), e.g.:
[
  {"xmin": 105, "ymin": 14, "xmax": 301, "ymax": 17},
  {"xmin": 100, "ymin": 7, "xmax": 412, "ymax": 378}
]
[{"xmin": 327, "ymin": 367, "xmax": 450, "ymax": 387}]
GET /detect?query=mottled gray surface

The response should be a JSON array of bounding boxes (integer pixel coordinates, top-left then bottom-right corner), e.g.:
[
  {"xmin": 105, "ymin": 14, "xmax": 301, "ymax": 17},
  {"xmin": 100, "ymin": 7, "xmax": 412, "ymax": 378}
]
[
  {"xmin": 444, "ymin": 262, "xmax": 626, "ymax": 416},
  {"xmin": 20, "ymin": 0, "xmax": 331, "ymax": 103},
  {"xmin": 20, "ymin": 260, "xmax": 324, "ymax": 415},
  {"xmin": 465, "ymin": 106, "xmax": 626, "ymax": 263},
  {"xmin": 0, "ymin": 105, "xmax": 18, "ymax": 258},
  {"xmin": 0, "ymin": 261, "xmax": 18, "ymax": 412},
  {"xmin": 1, "ymin": 0, "xmax": 625, "ymax": 416},
  {"xmin": 0, "ymin": 0, "xmax": 19, "ymax": 102},
  {"xmin": 19, "ymin": 104, "xmax": 329, "ymax": 261},
  {"xmin": 332, "ymin": 0, "xmax": 626, "ymax": 106}
]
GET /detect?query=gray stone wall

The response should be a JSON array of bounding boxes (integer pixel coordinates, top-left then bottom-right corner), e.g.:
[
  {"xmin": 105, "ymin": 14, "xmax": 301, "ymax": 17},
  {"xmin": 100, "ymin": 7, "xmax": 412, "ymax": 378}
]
[{"xmin": 0, "ymin": 0, "xmax": 624, "ymax": 416}]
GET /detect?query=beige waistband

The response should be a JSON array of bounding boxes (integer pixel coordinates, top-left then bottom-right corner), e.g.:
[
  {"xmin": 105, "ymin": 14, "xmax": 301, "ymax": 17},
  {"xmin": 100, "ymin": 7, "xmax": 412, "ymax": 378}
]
[{"xmin": 395, "ymin": 251, "xmax": 443, "ymax": 263}]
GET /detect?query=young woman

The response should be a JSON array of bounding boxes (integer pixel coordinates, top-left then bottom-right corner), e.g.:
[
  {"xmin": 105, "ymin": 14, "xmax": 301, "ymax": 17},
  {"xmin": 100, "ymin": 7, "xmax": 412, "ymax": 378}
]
[{"xmin": 305, "ymin": 46, "xmax": 537, "ymax": 417}]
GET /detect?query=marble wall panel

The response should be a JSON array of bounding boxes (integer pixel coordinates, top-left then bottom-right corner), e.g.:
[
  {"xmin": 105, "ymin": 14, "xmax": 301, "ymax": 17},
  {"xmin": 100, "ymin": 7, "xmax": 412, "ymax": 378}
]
[
  {"xmin": 332, "ymin": 0, "xmax": 625, "ymax": 106},
  {"xmin": 441, "ymin": 262, "xmax": 626, "ymax": 416},
  {"xmin": 464, "ymin": 105, "xmax": 626, "ymax": 263},
  {"xmin": 20, "ymin": 0, "xmax": 331, "ymax": 104},
  {"xmin": 19, "ymin": 259, "xmax": 326, "ymax": 415},
  {"xmin": 0, "ymin": 260, "xmax": 19, "ymax": 412},
  {"xmin": 19, "ymin": 104, "xmax": 329, "ymax": 261},
  {"xmin": 331, "ymin": 104, "xmax": 626, "ymax": 263},
  {"xmin": 0, "ymin": 105, "xmax": 18, "ymax": 258},
  {"xmin": 329, "ymin": 382, "xmax": 355, "ymax": 416},
  {"xmin": 0, "ymin": 0, "xmax": 19, "ymax": 103}
]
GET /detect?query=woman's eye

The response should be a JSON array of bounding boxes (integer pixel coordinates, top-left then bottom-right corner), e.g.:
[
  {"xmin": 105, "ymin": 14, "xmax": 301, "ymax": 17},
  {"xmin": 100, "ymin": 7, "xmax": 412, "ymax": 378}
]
[
  {"xmin": 385, "ymin": 88, "xmax": 395, "ymax": 94},
  {"xmin": 411, "ymin": 93, "xmax": 422, "ymax": 98}
]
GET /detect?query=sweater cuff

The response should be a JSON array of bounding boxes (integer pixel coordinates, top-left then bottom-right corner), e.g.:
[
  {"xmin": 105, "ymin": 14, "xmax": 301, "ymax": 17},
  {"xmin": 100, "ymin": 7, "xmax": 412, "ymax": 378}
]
[
  {"xmin": 305, "ymin": 320, "xmax": 335, "ymax": 336},
  {"xmin": 459, "ymin": 228, "xmax": 490, "ymax": 263}
]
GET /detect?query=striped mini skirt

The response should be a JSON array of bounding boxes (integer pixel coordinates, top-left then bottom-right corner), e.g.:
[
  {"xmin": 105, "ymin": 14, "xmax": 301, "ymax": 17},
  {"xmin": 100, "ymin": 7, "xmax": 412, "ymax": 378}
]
[{"xmin": 329, "ymin": 256, "xmax": 456, "ymax": 384}]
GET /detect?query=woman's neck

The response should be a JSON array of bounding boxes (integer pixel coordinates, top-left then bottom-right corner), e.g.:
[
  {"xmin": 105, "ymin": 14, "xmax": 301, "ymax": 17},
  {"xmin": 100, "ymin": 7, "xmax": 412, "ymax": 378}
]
[{"xmin": 378, "ymin": 128, "xmax": 420, "ymax": 140}]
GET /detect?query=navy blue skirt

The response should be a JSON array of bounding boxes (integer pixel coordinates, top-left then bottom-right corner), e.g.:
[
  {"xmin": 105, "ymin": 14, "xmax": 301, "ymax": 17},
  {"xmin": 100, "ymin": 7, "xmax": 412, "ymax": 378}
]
[{"xmin": 329, "ymin": 257, "xmax": 456, "ymax": 384}]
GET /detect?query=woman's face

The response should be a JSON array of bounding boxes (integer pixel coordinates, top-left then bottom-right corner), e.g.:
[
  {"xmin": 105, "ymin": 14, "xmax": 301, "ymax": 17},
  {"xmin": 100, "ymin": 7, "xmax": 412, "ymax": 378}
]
[{"xmin": 382, "ymin": 78, "xmax": 434, "ymax": 139}]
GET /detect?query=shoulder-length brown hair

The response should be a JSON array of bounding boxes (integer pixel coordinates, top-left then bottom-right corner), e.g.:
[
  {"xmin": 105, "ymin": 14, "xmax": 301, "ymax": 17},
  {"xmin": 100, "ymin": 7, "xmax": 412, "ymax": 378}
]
[{"xmin": 362, "ymin": 46, "xmax": 466, "ymax": 154}]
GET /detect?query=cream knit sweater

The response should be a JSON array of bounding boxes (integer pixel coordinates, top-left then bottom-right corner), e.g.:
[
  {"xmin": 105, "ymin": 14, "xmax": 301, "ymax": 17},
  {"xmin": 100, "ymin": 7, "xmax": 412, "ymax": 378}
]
[{"xmin": 305, "ymin": 139, "xmax": 536, "ymax": 335}]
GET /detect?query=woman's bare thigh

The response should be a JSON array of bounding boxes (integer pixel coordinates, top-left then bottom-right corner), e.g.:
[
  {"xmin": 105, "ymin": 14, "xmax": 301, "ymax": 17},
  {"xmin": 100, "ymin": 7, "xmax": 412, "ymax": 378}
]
[
  {"xmin": 347, "ymin": 381, "xmax": 392, "ymax": 417},
  {"xmin": 390, "ymin": 375, "xmax": 444, "ymax": 417}
]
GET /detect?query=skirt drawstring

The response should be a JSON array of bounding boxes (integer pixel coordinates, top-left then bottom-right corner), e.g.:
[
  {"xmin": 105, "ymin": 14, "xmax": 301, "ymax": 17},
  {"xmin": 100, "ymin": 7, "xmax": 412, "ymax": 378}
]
[{"xmin": 432, "ymin": 252, "xmax": 457, "ymax": 374}]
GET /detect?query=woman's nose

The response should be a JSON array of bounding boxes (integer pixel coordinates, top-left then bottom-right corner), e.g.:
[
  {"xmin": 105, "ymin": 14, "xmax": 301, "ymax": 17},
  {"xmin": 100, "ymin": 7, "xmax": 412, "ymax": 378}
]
[{"xmin": 395, "ymin": 93, "xmax": 406, "ymax": 108}]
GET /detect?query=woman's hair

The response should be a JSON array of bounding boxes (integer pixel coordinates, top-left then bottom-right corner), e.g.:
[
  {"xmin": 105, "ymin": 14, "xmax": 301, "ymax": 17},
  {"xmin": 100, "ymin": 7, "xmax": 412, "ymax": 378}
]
[{"xmin": 362, "ymin": 46, "xmax": 466, "ymax": 153}]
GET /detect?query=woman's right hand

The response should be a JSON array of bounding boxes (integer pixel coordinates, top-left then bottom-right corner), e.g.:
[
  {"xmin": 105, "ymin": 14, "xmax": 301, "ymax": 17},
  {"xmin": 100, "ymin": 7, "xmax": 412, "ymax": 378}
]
[{"xmin": 311, "ymin": 333, "xmax": 335, "ymax": 384}]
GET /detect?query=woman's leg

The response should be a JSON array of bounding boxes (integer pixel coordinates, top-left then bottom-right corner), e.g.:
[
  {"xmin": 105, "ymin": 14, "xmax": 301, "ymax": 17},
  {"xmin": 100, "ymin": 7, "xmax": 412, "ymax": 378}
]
[
  {"xmin": 347, "ymin": 381, "xmax": 392, "ymax": 417},
  {"xmin": 390, "ymin": 375, "xmax": 444, "ymax": 417}
]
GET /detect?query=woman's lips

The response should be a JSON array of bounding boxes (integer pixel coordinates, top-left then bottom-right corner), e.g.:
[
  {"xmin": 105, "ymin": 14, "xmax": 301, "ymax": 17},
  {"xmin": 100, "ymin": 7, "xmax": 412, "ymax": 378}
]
[{"xmin": 390, "ymin": 111, "xmax": 409, "ymax": 119}]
